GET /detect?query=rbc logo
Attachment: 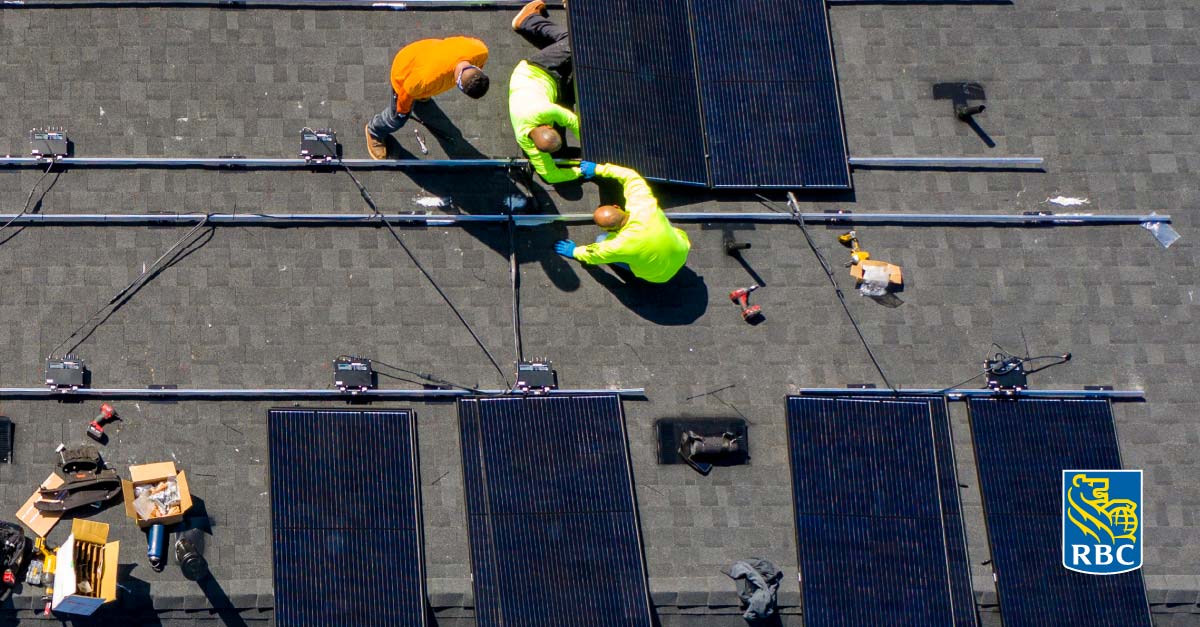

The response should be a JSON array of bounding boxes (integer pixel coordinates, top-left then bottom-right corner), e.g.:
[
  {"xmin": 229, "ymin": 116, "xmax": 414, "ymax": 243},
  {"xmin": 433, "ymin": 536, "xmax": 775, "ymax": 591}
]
[{"xmin": 1062, "ymin": 470, "xmax": 1143, "ymax": 575}]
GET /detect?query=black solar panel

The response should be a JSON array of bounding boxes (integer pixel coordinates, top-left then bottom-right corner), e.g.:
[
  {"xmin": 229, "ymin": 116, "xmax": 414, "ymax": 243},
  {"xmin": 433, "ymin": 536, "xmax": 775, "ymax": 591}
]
[
  {"xmin": 268, "ymin": 409, "xmax": 425, "ymax": 627},
  {"xmin": 786, "ymin": 396, "xmax": 976, "ymax": 626},
  {"xmin": 569, "ymin": 0, "xmax": 850, "ymax": 188},
  {"xmin": 459, "ymin": 395, "xmax": 653, "ymax": 626},
  {"xmin": 968, "ymin": 398, "xmax": 1151, "ymax": 627},
  {"xmin": 569, "ymin": 0, "xmax": 708, "ymax": 186}
]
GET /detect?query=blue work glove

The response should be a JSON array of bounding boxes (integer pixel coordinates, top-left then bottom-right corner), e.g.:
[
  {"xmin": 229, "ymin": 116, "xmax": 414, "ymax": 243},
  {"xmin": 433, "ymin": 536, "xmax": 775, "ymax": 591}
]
[
  {"xmin": 579, "ymin": 161, "xmax": 597, "ymax": 179},
  {"xmin": 554, "ymin": 240, "xmax": 577, "ymax": 259}
]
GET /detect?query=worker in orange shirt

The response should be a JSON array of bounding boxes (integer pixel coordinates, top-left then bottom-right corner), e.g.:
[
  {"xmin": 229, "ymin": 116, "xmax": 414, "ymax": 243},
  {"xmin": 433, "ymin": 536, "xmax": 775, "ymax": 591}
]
[{"xmin": 365, "ymin": 37, "xmax": 490, "ymax": 160}]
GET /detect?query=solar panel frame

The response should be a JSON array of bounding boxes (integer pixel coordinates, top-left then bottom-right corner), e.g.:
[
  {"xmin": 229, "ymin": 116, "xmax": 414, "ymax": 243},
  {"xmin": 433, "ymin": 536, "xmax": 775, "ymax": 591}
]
[
  {"xmin": 268, "ymin": 408, "xmax": 426, "ymax": 627},
  {"xmin": 786, "ymin": 395, "xmax": 976, "ymax": 627},
  {"xmin": 966, "ymin": 398, "xmax": 1152, "ymax": 627},
  {"xmin": 459, "ymin": 395, "xmax": 654, "ymax": 627}
]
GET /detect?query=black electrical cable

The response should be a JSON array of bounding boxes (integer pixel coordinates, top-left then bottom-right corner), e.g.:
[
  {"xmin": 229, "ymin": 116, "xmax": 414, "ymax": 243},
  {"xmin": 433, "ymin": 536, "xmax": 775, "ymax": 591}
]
[
  {"xmin": 785, "ymin": 192, "xmax": 897, "ymax": 393},
  {"xmin": 304, "ymin": 128, "xmax": 511, "ymax": 389},
  {"xmin": 0, "ymin": 161, "xmax": 57, "ymax": 242},
  {"xmin": 47, "ymin": 217, "xmax": 211, "ymax": 359},
  {"xmin": 365, "ymin": 357, "xmax": 492, "ymax": 395}
]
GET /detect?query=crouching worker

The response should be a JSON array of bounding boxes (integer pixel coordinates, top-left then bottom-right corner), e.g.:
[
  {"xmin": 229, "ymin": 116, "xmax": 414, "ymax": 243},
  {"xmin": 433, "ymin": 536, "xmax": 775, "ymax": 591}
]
[
  {"xmin": 509, "ymin": 0, "xmax": 582, "ymax": 184},
  {"xmin": 365, "ymin": 36, "xmax": 490, "ymax": 160},
  {"xmin": 554, "ymin": 163, "xmax": 691, "ymax": 283}
]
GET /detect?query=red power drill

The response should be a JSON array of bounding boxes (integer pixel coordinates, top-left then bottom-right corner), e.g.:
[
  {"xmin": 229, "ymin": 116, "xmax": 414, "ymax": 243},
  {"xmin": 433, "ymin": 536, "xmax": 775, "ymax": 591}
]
[
  {"xmin": 729, "ymin": 285, "xmax": 763, "ymax": 322},
  {"xmin": 86, "ymin": 403, "xmax": 118, "ymax": 443}
]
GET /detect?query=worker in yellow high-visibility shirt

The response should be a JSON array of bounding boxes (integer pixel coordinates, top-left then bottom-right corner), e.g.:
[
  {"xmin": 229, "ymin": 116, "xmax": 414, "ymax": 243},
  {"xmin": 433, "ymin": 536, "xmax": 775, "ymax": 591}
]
[
  {"xmin": 508, "ymin": 0, "xmax": 582, "ymax": 184},
  {"xmin": 555, "ymin": 164, "xmax": 692, "ymax": 283}
]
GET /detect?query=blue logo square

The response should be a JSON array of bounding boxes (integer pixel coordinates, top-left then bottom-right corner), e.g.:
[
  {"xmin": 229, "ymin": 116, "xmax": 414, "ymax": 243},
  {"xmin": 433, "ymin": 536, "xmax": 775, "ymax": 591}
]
[{"xmin": 1062, "ymin": 469, "xmax": 1143, "ymax": 575}]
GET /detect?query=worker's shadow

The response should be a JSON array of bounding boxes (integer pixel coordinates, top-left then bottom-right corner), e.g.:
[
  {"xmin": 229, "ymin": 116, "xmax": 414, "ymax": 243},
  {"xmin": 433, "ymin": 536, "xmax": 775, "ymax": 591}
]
[
  {"xmin": 581, "ymin": 264, "xmax": 708, "ymax": 326},
  {"xmin": 394, "ymin": 100, "xmax": 582, "ymax": 292}
]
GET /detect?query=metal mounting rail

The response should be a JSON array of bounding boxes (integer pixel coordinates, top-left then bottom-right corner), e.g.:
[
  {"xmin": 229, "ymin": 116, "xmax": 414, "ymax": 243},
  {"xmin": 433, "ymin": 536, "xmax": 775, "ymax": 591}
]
[
  {"xmin": 0, "ymin": 156, "xmax": 527, "ymax": 169},
  {"xmin": 0, "ymin": 387, "xmax": 645, "ymax": 400},
  {"xmin": 847, "ymin": 157, "xmax": 1043, "ymax": 168},
  {"xmin": 2, "ymin": 0, "xmax": 559, "ymax": 8},
  {"xmin": 0, "ymin": 212, "xmax": 1169, "ymax": 227},
  {"xmin": 793, "ymin": 388, "xmax": 1145, "ymax": 401},
  {"xmin": 0, "ymin": 155, "xmax": 1042, "ymax": 171}
]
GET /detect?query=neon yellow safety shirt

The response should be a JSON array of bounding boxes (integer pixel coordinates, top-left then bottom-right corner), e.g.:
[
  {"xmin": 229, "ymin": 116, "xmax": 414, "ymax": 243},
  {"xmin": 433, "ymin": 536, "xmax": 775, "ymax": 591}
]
[
  {"xmin": 573, "ymin": 164, "xmax": 691, "ymax": 283},
  {"xmin": 508, "ymin": 61, "xmax": 581, "ymax": 184}
]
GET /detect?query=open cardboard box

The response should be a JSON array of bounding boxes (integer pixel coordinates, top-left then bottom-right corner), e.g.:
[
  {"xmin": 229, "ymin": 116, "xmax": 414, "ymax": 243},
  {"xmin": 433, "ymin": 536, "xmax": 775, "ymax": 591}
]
[
  {"xmin": 850, "ymin": 259, "xmax": 904, "ymax": 286},
  {"xmin": 121, "ymin": 461, "xmax": 193, "ymax": 528},
  {"xmin": 52, "ymin": 519, "xmax": 118, "ymax": 615}
]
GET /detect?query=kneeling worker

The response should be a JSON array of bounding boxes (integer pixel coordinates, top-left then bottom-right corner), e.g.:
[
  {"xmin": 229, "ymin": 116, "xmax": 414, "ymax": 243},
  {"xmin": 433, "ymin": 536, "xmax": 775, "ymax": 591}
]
[
  {"xmin": 509, "ymin": 0, "xmax": 582, "ymax": 184},
  {"xmin": 555, "ymin": 163, "xmax": 691, "ymax": 283}
]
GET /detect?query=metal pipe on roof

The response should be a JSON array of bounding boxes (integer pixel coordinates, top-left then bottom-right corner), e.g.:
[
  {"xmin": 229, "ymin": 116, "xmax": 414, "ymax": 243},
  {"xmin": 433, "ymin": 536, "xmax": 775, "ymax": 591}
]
[
  {"xmin": 848, "ymin": 156, "xmax": 1044, "ymax": 168},
  {"xmin": 0, "ymin": 387, "xmax": 645, "ymax": 400},
  {"xmin": 0, "ymin": 155, "xmax": 1042, "ymax": 171},
  {"xmin": 793, "ymin": 388, "xmax": 1145, "ymax": 401},
  {"xmin": 2, "ymin": 0, "xmax": 559, "ymax": 7},
  {"xmin": 0, "ymin": 212, "xmax": 1170, "ymax": 227},
  {"xmin": 0, "ymin": 156, "xmax": 526, "ymax": 169}
]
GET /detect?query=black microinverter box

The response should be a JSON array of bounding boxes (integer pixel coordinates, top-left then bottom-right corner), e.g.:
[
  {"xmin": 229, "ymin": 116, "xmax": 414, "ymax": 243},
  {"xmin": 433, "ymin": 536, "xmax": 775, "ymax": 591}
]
[
  {"xmin": 46, "ymin": 356, "xmax": 87, "ymax": 390},
  {"xmin": 334, "ymin": 357, "xmax": 373, "ymax": 393},
  {"xmin": 30, "ymin": 128, "xmax": 70, "ymax": 159},
  {"xmin": 300, "ymin": 129, "xmax": 338, "ymax": 162},
  {"xmin": 515, "ymin": 361, "xmax": 557, "ymax": 394}
]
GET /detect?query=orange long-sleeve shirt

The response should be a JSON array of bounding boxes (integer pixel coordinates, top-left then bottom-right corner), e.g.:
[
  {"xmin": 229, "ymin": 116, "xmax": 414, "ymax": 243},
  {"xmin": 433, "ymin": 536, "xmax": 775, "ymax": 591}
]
[{"xmin": 390, "ymin": 37, "xmax": 489, "ymax": 115}]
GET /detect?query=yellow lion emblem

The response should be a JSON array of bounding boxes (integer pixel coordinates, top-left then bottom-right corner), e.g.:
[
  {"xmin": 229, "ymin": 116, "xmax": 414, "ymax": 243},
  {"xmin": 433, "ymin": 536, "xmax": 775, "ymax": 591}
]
[{"xmin": 1066, "ymin": 473, "xmax": 1138, "ymax": 543}]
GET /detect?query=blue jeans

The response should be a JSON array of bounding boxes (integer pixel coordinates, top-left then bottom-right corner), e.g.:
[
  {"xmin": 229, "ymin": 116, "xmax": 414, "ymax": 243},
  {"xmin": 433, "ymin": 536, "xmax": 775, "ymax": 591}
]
[{"xmin": 367, "ymin": 92, "xmax": 409, "ymax": 139}]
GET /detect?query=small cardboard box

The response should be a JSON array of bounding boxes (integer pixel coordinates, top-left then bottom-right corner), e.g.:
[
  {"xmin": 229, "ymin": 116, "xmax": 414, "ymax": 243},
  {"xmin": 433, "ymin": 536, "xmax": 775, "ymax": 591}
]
[
  {"xmin": 121, "ymin": 461, "xmax": 193, "ymax": 528},
  {"xmin": 52, "ymin": 519, "xmax": 119, "ymax": 615},
  {"xmin": 850, "ymin": 259, "xmax": 903, "ymax": 285},
  {"xmin": 16, "ymin": 473, "xmax": 66, "ymax": 538}
]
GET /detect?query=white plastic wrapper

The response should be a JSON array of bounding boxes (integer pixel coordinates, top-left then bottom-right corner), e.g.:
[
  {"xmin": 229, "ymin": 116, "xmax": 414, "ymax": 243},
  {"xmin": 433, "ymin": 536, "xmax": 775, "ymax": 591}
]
[
  {"xmin": 859, "ymin": 264, "xmax": 890, "ymax": 297},
  {"xmin": 1142, "ymin": 219, "xmax": 1180, "ymax": 248}
]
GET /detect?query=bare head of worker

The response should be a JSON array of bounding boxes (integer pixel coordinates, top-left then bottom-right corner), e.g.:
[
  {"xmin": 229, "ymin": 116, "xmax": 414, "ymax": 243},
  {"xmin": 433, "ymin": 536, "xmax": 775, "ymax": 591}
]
[
  {"xmin": 456, "ymin": 64, "xmax": 490, "ymax": 99},
  {"xmin": 594, "ymin": 205, "xmax": 629, "ymax": 231},
  {"xmin": 530, "ymin": 125, "xmax": 563, "ymax": 153}
]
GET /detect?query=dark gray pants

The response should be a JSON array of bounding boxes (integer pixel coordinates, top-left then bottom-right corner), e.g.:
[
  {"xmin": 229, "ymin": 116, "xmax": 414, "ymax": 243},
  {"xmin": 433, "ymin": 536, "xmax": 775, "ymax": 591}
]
[
  {"xmin": 367, "ymin": 92, "xmax": 409, "ymax": 139},
  {"xmin": 518, "ymin": 15, "xmax": 573, "ymax": 84}
]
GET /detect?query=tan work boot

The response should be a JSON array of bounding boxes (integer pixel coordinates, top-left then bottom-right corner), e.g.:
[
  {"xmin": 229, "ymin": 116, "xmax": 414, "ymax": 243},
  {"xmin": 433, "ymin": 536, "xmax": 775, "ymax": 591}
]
[
  {"xmin": 364, "ymin": 124, "xmax": 387, "ymax": 160},
  {"xmin": 512, "ymin": 0, "xmax": 547, "ymax": 31}
]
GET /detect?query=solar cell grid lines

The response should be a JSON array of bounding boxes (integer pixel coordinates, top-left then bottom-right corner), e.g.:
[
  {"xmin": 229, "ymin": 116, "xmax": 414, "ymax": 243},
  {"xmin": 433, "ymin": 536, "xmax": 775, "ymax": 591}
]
[
  {"xmin": 569, "ymin": 0, "xmax": 849, "ymax": 188},
  {"xmin": 967, "ymin": 398, "xmax": 1152, "ymax": 627},
  {"xmin": 786, "ymin": 396, "xmax": 976, "ymax": 627},
  {"xmin": 268, "ymin": 409, "xmax": 426, "ymax": 627},
  {"xmin": 459, "ymin": 395, "xmax": 653, "ymax": 627}
]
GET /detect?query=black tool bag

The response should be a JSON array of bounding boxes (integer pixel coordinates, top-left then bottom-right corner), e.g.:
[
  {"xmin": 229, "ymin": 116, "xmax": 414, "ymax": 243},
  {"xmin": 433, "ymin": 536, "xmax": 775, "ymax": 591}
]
[
  {"xmin": 36, "ymin": 445, "xmax": 122, "ymax": 513},
  {"xmin": 0, "ymin": 521, "xmax": 28, "ymax": 601}
]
